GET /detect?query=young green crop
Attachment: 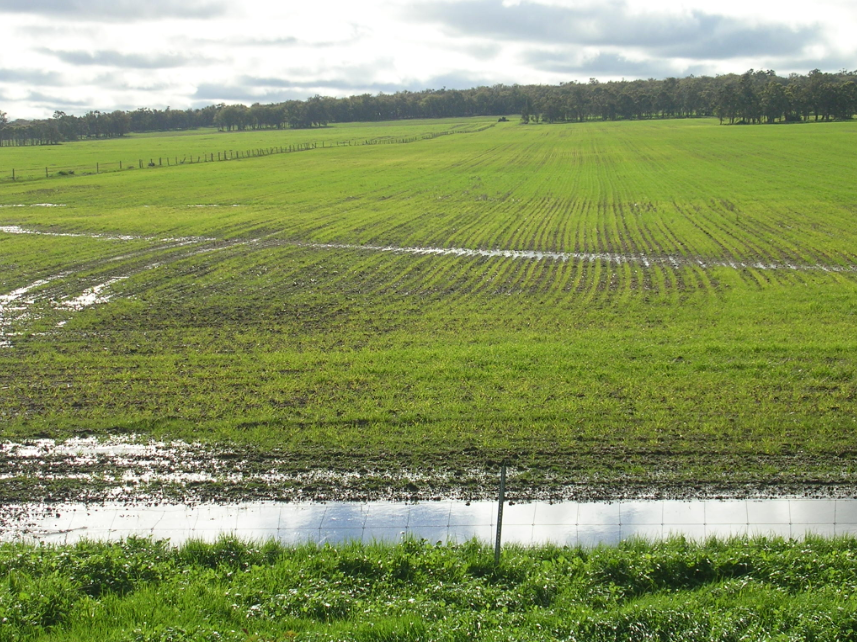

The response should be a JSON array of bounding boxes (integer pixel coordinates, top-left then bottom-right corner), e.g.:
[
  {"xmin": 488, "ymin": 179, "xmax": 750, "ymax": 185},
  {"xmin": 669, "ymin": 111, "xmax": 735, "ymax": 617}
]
[{"xmin": 0, "ymin": 117, "xmax": 855, "ymax": 494}]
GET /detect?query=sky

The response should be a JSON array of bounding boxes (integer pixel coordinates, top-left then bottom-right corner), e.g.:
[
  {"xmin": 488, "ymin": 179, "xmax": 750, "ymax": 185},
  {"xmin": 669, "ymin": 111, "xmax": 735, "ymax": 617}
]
[{"xmin": 1, "ymin": 0, "xmax": 855, "ymax": 120}]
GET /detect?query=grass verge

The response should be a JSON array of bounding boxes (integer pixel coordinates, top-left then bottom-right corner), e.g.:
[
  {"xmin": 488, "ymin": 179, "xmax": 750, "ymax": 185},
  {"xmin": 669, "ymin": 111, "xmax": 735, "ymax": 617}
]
[{"xmin": 2, "ymin": 535, "xmax": 857, "ymax": 641}]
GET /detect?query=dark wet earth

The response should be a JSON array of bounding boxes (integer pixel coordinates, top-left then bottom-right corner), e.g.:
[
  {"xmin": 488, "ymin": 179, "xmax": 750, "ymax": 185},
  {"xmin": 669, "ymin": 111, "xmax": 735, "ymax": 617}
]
[{"xmin": 2, "ymin": 438, "xmax": 856, "ymax": 512}]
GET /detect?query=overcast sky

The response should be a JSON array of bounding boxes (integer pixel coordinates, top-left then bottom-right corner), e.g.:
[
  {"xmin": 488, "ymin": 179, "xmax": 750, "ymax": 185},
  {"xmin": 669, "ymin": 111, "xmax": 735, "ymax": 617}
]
[{"xmin": 1, "ymin": 0, "xmax": 855, "ymax": 119}]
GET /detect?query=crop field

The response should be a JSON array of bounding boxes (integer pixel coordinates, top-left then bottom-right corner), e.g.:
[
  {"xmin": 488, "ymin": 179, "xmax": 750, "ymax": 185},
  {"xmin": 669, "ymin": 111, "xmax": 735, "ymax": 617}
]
[{"xmin": 1, "ymin": 117, "xmax": 856, "ymax": 502}]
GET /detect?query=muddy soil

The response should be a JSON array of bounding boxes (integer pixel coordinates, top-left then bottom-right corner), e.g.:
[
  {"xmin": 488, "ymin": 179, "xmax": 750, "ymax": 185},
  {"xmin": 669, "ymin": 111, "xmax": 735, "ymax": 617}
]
[{"xmin": 1, "ymin": 438, "xmax": 855, "ymax": 512}]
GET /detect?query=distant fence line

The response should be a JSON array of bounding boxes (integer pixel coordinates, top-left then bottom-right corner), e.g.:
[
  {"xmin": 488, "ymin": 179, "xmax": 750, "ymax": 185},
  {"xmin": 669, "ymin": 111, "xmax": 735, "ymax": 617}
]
[{"xmin": 0, "ymin": 124, "xmax": 495, "ymax": 184}]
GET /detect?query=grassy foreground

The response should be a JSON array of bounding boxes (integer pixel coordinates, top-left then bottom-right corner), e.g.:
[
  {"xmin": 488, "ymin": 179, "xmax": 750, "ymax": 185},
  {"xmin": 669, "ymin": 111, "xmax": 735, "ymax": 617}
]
[
  {"xmin": 2, "ymin": 535, "xmax": 857, "ymax": 641},
  {"xmin": 1, "ymin": 117, "xmax": 856, "ymax": 495}
]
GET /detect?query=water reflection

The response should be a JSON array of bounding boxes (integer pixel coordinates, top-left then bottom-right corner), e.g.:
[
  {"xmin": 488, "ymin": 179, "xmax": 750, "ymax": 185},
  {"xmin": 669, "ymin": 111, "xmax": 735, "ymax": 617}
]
[{"xmin": 5, "ymin": 499, "xmax": 857, "ymax": 546}]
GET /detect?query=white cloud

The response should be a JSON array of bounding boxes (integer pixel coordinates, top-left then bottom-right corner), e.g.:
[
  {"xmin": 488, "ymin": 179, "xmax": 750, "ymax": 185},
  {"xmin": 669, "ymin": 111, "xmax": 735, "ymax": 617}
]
[
  {"xmin": 0, "ymin": 0, "xmax": 853, "ymax": 119},
  {"xmin": 0, "ymin": 0, "xmax": 228, "ymax": 21}
]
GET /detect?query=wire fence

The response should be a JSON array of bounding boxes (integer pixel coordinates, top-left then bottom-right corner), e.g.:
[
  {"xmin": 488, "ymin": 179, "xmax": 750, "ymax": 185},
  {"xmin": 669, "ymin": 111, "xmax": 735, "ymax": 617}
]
[
  {"xmin": 7, "ymin": 498, "xmax": 857, "ymax": 547},
  {"xmin": 0, "ymin": 124, "xmax": 496, "ymax": 184}
]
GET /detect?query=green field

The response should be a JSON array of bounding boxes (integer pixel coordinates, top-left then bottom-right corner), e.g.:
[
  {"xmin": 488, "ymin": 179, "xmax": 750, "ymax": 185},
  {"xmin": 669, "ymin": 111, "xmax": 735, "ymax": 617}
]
[
  {"xmin": 3, "ymin": 535, "xmax": 857, "ymax": 641},
  {"xmin": 1, "ymin": 117, "xmax": 856, "ymax": 499}
]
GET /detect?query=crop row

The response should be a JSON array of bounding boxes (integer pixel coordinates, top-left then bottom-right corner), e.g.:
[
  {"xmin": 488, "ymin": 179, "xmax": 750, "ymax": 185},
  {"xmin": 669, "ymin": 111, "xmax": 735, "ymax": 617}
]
[{"xmin": 0, "ymin": 118, "xmax": 855, "ymax": 484}]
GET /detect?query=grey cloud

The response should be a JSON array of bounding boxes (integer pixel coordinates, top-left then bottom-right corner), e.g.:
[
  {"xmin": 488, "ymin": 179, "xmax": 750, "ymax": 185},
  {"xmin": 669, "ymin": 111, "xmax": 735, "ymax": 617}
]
[
  {"xmin": 42, "ymin": 49, "xmax": 203, "ymax": 69},
  {"xmin": 779, "ymin": 55, "xmax": 857, "ymax": 75},
  {"xmin": 18, "ymin": 24, "xmax": 99, "ymax": 37},
  {"xmin": 523, "ymin": 50, "xmax": 679, "ymax": 78},
  {"xmin": 193, "ymin": 84, "xmax": 305, "ymax": 103},
  {"xmin": 237, "ymin": 58, "xmax": 401, "ymax": 91},
  {"xmin": 238, "ymin": 37, "xmax": 300, "ymax": 47},
  {"xmin": 194, "ymin": 81, "xmax": 399, "ymax": 103},
  {"xmin": 26, "ymin": 91, "xmax": 91, "ymax": 107},
  {"xmin": 193, "ymin": 73, "xmax": 495, "ymax": 104},
  {"xmin": 655, "ymin": 23, "xmax": 823, "ymax": 60},
  {"xmin": 461, "ymin": 42, "xmax": 502, "ymax": 60},
  {"xmin": 0, "ymin": 0, "xmax": 226, "ymax": 21},
  {"xmin": 412, "ymin": 72, "xmax": 499, "ymax": 91},
  {"xmin": 236, "ymin": 65, "xmax": 493, "ymax": 96},
  {"xmin": 0, "ymin": 68, "xmax": 67, "ymax": 85},
  {"xmin": 189, "ymin": 29, "xmax": 366, "ymax": 49},
  {"xmin": 192, "ymin": 36, "xmax": 300, "ymax": 48},
  {"xmin": 196, "ymin": 22, "xmax": 370, "ymax": 49},
  {"xmin": 93, "ymin": 72, "xmax": 181, "ymax": 92},
  {"xmin": 240, "ymin": 76, "xmax": 406, "ymax": 93},
  {"xmin": 409, "ymin": 0, "xmax": 821, "ymax": 60}
]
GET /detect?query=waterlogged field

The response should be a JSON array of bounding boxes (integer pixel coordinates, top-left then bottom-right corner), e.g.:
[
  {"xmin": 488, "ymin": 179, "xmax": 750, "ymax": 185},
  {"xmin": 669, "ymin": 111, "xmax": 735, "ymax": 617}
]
[{"xmin": 1, "ymin": 117, "xmax": 856, "ymax": 502}]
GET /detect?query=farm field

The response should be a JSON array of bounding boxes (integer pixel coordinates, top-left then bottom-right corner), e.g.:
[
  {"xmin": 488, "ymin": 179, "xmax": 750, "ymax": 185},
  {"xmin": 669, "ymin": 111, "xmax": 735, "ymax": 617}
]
[
  {"xmin": 1, "ymin": 117, "xmax": 856, "ymax": 503},
  {"xmin": 0, "ymin": 118, "xmax": 480, "ymax": 180}
]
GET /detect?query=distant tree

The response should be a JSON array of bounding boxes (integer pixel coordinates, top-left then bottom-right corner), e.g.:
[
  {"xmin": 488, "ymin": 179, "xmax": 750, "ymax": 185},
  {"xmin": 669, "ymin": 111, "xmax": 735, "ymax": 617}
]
[
  {"xmin": 737, "ymin": 71, "xmax": 762, "ymax": 123},
  {"xmin": 51, "ymin": 110, "xmax": 79, "ymax": 140},
  {"xmin": 305, "ymin": 95, "xmax": 329, "ymax": 127},
  {"xmin": 520, "ymin": 96, "xmax": 532, "ymax": 123},
  {"xmin": 761, "ymin": 81, "xmax": 789, "ymax": 123},
  {"xmin": 214, "ymin": 104, "xmax": 249, "ymax": 131},
  {"xmin": 657, "ymin": 77, "xmax": 679, "ymax": 118},
  {"xmin": 2, "ymin": 69, "xmax": 853, "ymax": 146},
  {"xmin": 283, "ymin": 100, "xmax": 310, "ymax": 128},
  {"xmin": 835, "ymin": 81, "xmax": 857, "ymax": 120},
  {"xmin": 118, "ymin": 110, "xmax": 132, "ymax": 136},
  {"xmin": 785, "ymin": 80, "xmax": 810, "ymax": 121},
  {"xmin": 715, "ymin": 80, "xmax": 739, "ymax": 124}
]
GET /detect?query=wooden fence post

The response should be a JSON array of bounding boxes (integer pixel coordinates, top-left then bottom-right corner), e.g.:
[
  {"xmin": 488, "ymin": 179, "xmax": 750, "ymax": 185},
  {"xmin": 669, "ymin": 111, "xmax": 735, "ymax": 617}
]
[{"xmin": 494, "ymin": 461, "xmax": 507, "ymax": 565}]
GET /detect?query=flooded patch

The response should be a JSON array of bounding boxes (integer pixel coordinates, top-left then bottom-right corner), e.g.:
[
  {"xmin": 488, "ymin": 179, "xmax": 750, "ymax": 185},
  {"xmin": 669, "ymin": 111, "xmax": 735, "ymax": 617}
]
[
  {"xmin": 0, "ymin": 276, "xmax": 63, "ymax": 347},
  {"xmin": 2, "ymin": 438, "xmax": 856, "ymax": 510},
  {"xmin": 302, "ymin": 242, "xmax": 857, "ymax": 274},
  {"xmin": 0, "ymin": 275, "xmax": 129, "ymax": 346},
  {"xmin": 4, "ymin": 498, "xmax": 857, "ymax": 546},
  {"xmin": 57, "ymin": 277, "xmax": 127, "ymax": 311},
  {"xmin": 0, "ymin": 203, "xmax": 66, "ymax": 208},
  {"xmin": 0, "ymin": 225, "xmax": 212, "ymax": 244},
  {"xmin": 3, "ymin": 224, "xmax": 854, "ymax": 273}
]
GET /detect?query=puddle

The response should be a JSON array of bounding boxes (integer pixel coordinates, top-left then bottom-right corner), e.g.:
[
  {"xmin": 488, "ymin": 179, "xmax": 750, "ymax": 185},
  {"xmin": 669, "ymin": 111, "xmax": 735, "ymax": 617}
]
[
  {"xmin": 303, "ymin": 242, "xmax": 857, "ymax": 274},
  {"xmin": 3, "ymin": 225, "xmax": 855, "ymax": 273},
  {"xmin": 0, "ymin": 438, "xmax": 469, "ymax": 495},
  {"xmin": 0, "ymin": 203, "xmax": 66, "ymax": 208},
  {"xmin": 0, "ymin": 275, "xmax": 126, "ymax": 347},
  {"xmin": 4, "ymin": 499, "xmax": 856, "ymax": 546},
  {"xmin": 57, "ymin": 277, "xmax": 127, "ymax": 311},
  {"xmin": 3, "ymin": 438, "xmax": 856, "ymax": 508},
  {"xmin": 0, "ymin": 276, "xmax": 61, "ymax": 347},
  {"xmin": 0, "ymin": 225, "xmax": 212, "ymax": 244}
]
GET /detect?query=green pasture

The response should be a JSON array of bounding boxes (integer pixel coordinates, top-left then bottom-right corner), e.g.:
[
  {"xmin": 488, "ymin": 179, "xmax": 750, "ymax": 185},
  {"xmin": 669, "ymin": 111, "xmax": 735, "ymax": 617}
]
[
  {"xmin": 0, "ymin": 118, "xmax": 487, "ymax": 180},
  {"xmin": 1, "ymin": 117, "xmax": 856, "ymax": 487}
]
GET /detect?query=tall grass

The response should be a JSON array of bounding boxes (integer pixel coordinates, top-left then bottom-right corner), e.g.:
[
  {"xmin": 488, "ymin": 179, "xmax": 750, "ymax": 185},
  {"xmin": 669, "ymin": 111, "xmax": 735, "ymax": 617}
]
[{"xmin": 1, "ymin": 535, "xmax": 857, "ymax": 641}]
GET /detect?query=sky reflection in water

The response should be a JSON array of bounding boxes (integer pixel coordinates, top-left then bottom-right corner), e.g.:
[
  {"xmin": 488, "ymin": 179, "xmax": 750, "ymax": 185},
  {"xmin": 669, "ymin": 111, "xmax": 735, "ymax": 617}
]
[{"xmin": 7, "ymin": 499, "xmax": 857, "ymax": 546}]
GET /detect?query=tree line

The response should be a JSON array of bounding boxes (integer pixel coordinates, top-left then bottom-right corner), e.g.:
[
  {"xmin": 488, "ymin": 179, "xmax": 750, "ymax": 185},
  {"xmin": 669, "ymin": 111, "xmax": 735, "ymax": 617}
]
[{"xmin": 1, "ymin": 69, "xmax": 855, "ymax": 146}]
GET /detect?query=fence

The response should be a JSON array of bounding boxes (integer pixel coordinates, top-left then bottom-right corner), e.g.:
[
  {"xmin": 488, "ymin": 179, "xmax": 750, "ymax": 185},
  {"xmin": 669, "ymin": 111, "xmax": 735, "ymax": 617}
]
[
  {"xmin": 8, "ymin": 497, "xmax": 857, "ymax": 547},
  {"xmin": 0, "ymin": 123, "xmax": 496, "ymax": 184}
]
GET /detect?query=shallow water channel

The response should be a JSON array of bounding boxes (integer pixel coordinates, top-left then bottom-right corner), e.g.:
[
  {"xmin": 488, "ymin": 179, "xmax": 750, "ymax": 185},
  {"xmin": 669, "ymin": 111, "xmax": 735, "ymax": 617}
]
[{"xmin": 5, "ymin": 499, "xmax": 857, "ymax": 546}]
